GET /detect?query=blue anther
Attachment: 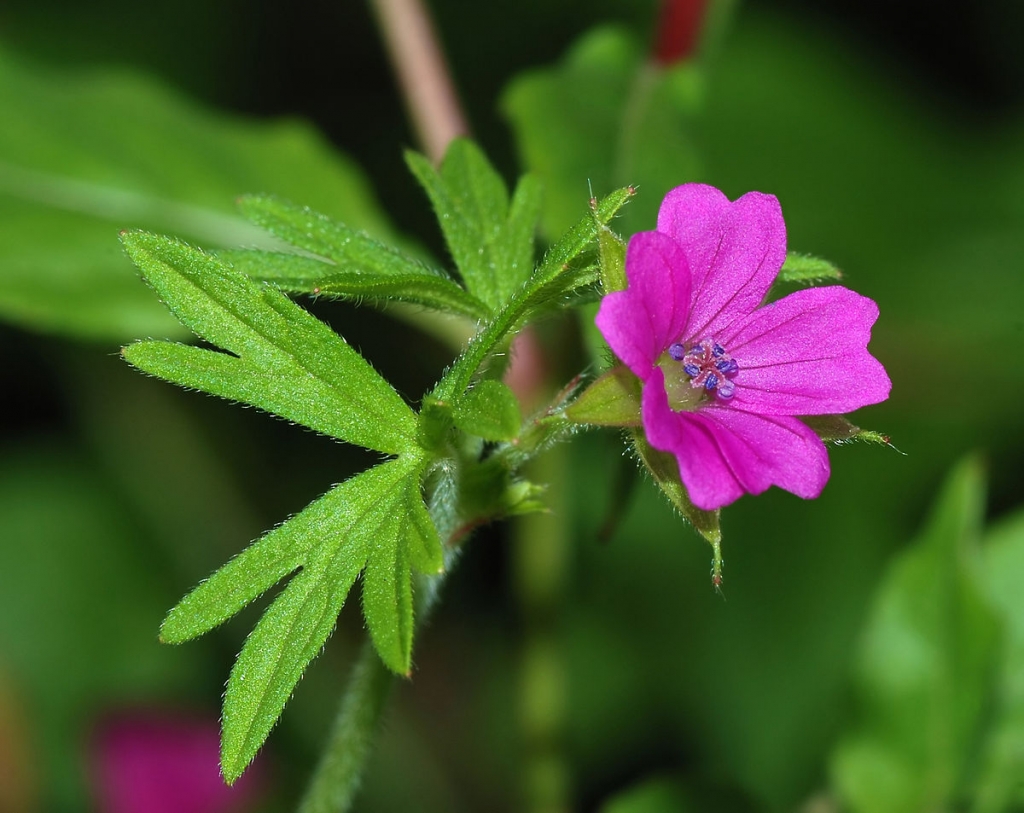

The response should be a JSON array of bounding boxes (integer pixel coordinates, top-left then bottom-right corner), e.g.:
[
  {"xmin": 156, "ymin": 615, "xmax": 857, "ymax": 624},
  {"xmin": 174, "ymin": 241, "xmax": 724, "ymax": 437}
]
[
  {"xmin": 712, "ymin": 343, "xmax": 726, "ymax": 357},
  {"xmin": 718, "ymin": 380, "xmax": 736, "ymax": 399},
  {"xmin": 683, "ymin": 363, "xmax": 701, "ymax": 378},
  {"xmin": 704, "ymin": 373, "xmax": 719, "ymax": 391},
  {"xmin": 668, "ymin": 343, "xmax": 686, "ymax": 360},
  {"xmin": 716, "ymin": 359, "xmax": 739, "ymax": 375}
]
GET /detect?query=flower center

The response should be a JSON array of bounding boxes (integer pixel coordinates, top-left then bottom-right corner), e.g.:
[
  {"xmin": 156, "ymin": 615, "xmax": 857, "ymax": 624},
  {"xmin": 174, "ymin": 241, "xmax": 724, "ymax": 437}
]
[{"xmin": 666, "ymin": 338, "xmax": 739, "ymax": 404}]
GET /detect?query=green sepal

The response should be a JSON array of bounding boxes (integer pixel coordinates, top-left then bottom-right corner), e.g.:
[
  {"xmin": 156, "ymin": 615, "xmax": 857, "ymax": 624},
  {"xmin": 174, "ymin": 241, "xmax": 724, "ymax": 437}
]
[
  {"xmin": 801, "ymin": 415, "xmax": 893, "ymax": 447},
  {"xmin": 405, "ymin": 140, "xmax": 541, "ymax": 312},
  {"xmin": 452, "ymin": 379, "xmax": 522, "ymax": 442},
  {"xmin": 630, "ymin": 431, "xmax": 722, "ymax": 583},
  {"xmin": 565, "ymin": 366, "xmax": 641, "ymax": 427},
  {"xmin": 777, "ymin": 252, "xmax": 843, "ymax": 285},
  {"xmin": 120, "ymin": 231, "xmax": 416, "ymax": 455},
  {"xmin": 597, "ymin": 219, "xmax": 627, "ymax": 293}
]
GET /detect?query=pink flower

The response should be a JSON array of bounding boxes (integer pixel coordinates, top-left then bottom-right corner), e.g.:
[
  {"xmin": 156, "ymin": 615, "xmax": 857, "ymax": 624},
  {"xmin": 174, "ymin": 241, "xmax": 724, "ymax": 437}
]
[
  {"xmin": 90, "ymin": 710, "xmax": 265, "ymax": 813},
  {"xmin": 595, "ymin": 184, "xmax": 890, "ymax": 510}
]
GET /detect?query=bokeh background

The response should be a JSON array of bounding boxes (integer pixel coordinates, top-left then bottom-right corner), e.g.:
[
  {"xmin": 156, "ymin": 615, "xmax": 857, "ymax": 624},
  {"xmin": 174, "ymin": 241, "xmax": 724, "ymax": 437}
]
[{"xmin": 2, "ymin": 1, "xmax": 1023, "ymax": 811}]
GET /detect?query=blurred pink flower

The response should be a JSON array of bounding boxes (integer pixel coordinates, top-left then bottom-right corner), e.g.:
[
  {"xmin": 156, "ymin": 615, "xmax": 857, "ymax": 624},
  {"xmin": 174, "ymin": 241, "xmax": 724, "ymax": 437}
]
[
  {"xmin": 596, "ymin": 184, "xmax": 890, "ymax": 510},
  {"xmin": 91, "ymin": 711, "xmax": 264, "ymax": 813}
]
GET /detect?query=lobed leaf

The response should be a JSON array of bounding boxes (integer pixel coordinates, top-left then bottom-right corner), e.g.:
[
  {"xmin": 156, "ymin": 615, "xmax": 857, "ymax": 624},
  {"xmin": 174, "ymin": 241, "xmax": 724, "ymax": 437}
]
[
  {"xmin": 209, "ymin": 456, "xmax": 438, "ymax": 782},
  {"xmin": 120, "ymin": 231, "xmax": 416, "ymax": 455},
  {"xmin": 406, "ymin": 140, "xmax": 541, "ymax": 311}
]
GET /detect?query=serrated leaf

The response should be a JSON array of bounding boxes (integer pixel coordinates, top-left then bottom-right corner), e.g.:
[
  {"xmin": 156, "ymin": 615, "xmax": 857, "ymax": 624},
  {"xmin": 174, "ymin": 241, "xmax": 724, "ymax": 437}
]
[
  {"xmin": 830, "ymin": 458, "xmax": 999, "ymax": 813},
  {"xmin": 0, "ymin": 43, "xmax": 391, "ymax": 340},
  {"xmin": 213, "ymin": 457, "xmax": 433, "ymax": 782},
  {"xmin": 778, "ymin": 252, "xmax": 843, "ymax": 285},
  {"xmin": 120, "ymin": 231, "xmax": 416, "ymax": 454},
  {"xmin": 452, "ymin": 379, "xmax": 522, "ymax": 441},
  {"xmin": 406, "ymin": 139, "xmax": 540, "ymax": 311}
]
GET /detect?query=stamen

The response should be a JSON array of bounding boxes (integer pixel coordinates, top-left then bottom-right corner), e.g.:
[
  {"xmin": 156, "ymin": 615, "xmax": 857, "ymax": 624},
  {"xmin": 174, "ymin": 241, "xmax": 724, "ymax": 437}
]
[{"xmin": 672, "ymin": 337, "xmax": 740, "ymax": 402}]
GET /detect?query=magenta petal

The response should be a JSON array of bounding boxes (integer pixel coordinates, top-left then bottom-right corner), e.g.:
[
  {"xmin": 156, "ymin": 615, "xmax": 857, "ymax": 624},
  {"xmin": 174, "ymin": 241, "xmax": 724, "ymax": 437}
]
[
  {"xmin": 700, "ymin": 405, "xmax": 831, "ymax": 501},
  {"xmin": 723, "ymin": 286, "xmax": 891, "ymax": 415},
  {"xmin": 92, "ymin": 711, "xmax": 264, "ymax": 813},
  {"xmin": 656, "ymin": 184, "xmax": 786, "ymax": 340},
  {"xmin": 595, "ymin": 231, "xmax": 692, "ymax": 377},
  {"xmin": 641, "ymin": 368, "xmax": 745, "ymax": 509}
]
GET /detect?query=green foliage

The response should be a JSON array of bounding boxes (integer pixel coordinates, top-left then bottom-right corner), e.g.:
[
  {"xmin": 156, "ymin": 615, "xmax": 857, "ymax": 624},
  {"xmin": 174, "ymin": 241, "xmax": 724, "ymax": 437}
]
[
  {"xmin": 120, "ymin": 232, "xmax": 417, "ymax": 454},
  {"xmin": 566, "ymin": 366, "xmax": 642, "ymax": 427},
  {"xmin": 213, "ymin": 458, "xmax": 438, "ymax": 783},
  {"xmin": 433, "ymin": 185, "xmax": 634, "ymax": 402},
  {"xmin": 405, "ymin": 139, "xmax": 542, "ymax": 312},
  {"xmin": 224, "ymin": 195, "xmax": 491, "ymax": 320},
  {"xmin": 452, "ymin": 379, "xmax": 522, "ymax": 442},
  {"xmin": 0, "ymin": 44, "xmax": 390, "ymax": 340},
  {"xmin": 777, "ymin": 251, "xmax": 843, "ymax": 285},
  {"xmin": 974, "ymin": 509, "xmax": 1024, "ymax": 811},
  {"xmin": 503, "ymin": 27, "xmax": 702, "ymax": 240},
  {"xmin": 830, "ymin": 458, "xmax": 999, "ymax": 813}
]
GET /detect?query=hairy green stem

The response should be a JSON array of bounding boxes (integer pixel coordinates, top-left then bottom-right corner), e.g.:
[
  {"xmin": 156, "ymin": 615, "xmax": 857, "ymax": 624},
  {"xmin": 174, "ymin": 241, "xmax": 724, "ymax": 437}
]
[{"xmin": 296, "ymin": 640, "xmax": 394, "ymax": 813}]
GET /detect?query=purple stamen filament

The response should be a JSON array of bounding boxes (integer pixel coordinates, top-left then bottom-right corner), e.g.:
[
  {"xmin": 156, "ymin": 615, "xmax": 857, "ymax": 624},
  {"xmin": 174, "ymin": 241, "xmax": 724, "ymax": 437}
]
[{"xmin": 668, "ymin": 339, "xmax": 739, "ymax": 400}]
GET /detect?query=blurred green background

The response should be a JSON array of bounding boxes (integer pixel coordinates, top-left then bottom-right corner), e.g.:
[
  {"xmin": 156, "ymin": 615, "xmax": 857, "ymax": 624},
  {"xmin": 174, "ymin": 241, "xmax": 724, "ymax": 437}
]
[{"xmin": 2, "ymin": 1, "xmax": 1024, "ymax": 811}]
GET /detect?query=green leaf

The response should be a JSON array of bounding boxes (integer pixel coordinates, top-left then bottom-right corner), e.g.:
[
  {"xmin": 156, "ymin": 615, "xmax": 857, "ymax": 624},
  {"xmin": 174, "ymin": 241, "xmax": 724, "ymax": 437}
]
[
  {"xmin": 503, "ymin": 27, "xmax": 702, "ymax": 241},
  {"xmin": 0, "ymin": 44, "xmax": 391, "ymax": 340},
  {"xmin": 452, "ymin": 379, "xmax": 522, "ymax": 442},
  {"xmin": 229, "ymin": 195, "xmax": 489, "ymax": 320},
  {"xmin": 830, "ymin": 457, "xmax": 999, "ymax": 813},
  {"xmin": 565, "ymin": 366, "xmax": 642, "ymax": 427},
  {"xmin": 219, "ymin": 248, "xmax": 490, "ymax": 320},
  {"xmin": 204, "ymin": 457, "xmax": 437, "ymax": 782},
  {"xmin": 120, "ymin": 231, "xmax": 416, "ymax": 455},
  {"xmin": 801, "ymin": 415, "xmax": 893, "ymax": 447},
  {"xmin": 972, "ymin": 509, "xmax": 1024, "ymax": 812},
  {"xmin": 432, "ymin": 186, "xmax": 634, "ymax": 402},
  {"xmin": 406, "ymin": 139, "xmax": 541, "ymax": 311},
  {"xmin": 777, "ymin": 252, "xmax": 844, "ymax": 285}
]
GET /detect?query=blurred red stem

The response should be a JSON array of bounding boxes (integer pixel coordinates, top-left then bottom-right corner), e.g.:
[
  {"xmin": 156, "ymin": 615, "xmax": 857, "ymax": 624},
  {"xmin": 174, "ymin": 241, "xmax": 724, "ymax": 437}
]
[{"xmin": 653, "ymin": 0, "xmax": 709, "ymax": 65}]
